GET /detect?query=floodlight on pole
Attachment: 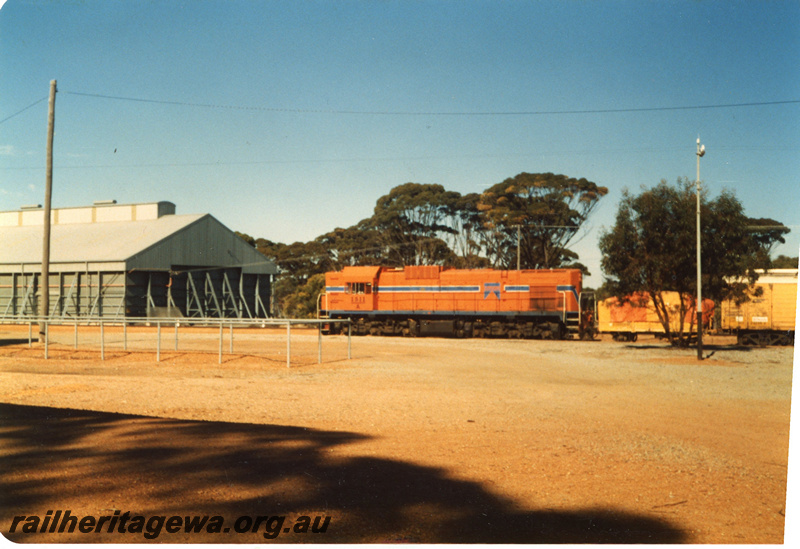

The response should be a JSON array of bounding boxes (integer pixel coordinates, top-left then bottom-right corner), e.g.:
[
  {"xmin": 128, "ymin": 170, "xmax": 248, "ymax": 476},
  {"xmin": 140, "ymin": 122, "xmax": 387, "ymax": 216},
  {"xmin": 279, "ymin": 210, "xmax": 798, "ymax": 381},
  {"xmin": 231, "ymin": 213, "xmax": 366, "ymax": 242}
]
[{"xmin": 696, "ymin": 137, "xmax": 705, "ymax": 360}]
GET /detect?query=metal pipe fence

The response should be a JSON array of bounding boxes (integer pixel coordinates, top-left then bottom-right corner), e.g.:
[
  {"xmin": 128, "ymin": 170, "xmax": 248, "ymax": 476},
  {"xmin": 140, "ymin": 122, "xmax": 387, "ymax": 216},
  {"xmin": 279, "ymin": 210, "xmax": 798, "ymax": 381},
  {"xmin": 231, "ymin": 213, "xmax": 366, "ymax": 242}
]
[{"xmin": 0, "ymin": 317, "xmax": 352, "ymax": 367}]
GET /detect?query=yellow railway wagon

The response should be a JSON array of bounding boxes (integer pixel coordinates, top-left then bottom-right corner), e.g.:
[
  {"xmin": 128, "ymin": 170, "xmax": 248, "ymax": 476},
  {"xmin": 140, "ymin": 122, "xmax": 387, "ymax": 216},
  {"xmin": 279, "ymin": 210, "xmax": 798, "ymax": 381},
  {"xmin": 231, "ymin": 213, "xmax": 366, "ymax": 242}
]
[
  {"xmin": 721, "ymin": 269, "xmax": 797, "ymax": 346},
  {"xmin": 597, "ymin": 292, "xmax": 713, "ymax": 342}
]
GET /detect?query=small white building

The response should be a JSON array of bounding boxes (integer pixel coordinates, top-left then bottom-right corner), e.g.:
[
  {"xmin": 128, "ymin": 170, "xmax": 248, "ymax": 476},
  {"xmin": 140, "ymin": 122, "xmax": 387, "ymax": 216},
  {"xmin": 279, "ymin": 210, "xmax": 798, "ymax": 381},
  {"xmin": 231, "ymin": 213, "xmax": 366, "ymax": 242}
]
[{"xmin": 0, "ymin": 201, "xmax": 277, "ymax": 319}]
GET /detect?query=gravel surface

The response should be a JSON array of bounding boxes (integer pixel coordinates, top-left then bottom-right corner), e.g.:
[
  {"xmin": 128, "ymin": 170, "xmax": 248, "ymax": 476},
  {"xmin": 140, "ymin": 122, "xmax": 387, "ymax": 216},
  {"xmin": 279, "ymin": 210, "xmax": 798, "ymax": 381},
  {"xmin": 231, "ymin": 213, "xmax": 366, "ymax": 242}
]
[{"xmin": 0, "ymin": 325, "xmax": 793, "ymax": 543}]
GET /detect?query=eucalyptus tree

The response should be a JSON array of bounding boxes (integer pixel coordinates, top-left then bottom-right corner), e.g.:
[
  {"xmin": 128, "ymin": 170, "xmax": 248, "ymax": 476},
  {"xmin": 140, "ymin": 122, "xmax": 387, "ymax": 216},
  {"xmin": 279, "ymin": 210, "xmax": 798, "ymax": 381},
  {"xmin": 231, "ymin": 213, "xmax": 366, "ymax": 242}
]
[
  {"xmin": 314, "ymin": 220, "xmax": 386, "ymax": 269},
  {"xmin": 599, "ymin": 178, "xmax": 790, "ymax": 344},
  {"xmin": 371, "ymin": 182, "xmax": 460, "ymax": 265},
  {"xmin": 477, "ymin": 172, "xmax": 608, "ymax": 269}
]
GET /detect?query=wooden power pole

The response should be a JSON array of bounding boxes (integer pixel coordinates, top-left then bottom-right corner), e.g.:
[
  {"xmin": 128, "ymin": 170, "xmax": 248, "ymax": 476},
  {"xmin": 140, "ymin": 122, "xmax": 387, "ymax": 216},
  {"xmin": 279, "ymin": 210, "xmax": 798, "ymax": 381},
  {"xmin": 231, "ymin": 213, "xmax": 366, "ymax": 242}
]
[{"xmin": 39, "ymin": 79, "xmax": 56, "ymax": 341}]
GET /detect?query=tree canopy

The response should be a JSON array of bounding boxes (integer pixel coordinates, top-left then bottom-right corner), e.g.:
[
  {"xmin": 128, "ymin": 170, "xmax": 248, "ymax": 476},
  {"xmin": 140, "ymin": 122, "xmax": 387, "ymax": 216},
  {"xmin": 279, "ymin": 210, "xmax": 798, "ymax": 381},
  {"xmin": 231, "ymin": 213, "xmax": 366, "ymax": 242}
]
[
  {"xmin": 478, "ymin": 173, "xmax": 608, "ymax": 271},
  {"xmin": 371, "ymin": 183, "xmax": 460, "ymax": 266},
  {"xmin": 771, "ymin": 255, "xmax": 799, "ymax": 269}
]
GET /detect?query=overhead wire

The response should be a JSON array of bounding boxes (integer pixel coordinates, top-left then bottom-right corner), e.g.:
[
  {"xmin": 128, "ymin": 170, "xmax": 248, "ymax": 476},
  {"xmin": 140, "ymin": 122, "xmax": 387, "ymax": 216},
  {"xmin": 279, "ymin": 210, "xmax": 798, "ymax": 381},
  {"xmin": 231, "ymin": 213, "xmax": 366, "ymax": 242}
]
[
  {"xmin": 4, "ymin": 147, "xmax": 798, "ymax": 172},
  {"xmin": 3, "ymin": 91, "xmax": 798, "ymax": 173},
  {"xmin": 4, "ymin": 90, "xmax": 798, "ymax": 126},
  {"xmin": 0, "ymin": 96, "xmax": 48, "ymax": 125},
  {"xmin": 59, "ymin": 91, "xmax": 800, "ymax": 116},
  {"xmin": 0, "ymin": 150, "xmax": 696, "ymax": 171}
]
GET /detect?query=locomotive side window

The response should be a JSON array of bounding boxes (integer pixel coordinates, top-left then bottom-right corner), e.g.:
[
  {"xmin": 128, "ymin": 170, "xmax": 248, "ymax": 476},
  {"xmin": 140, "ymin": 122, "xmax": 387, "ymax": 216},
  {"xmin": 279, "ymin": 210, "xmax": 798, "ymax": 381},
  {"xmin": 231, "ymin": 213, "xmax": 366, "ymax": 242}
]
[{"xmin": 347, "ymin": 282, "xmax": 371, "ymax": 295}]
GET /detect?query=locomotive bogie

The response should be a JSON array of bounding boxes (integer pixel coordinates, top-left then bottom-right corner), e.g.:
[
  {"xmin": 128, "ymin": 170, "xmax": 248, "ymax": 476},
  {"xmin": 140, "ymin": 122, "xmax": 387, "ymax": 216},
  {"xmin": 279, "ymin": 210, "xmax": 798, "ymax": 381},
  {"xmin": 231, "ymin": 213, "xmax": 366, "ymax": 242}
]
[{"xmin": 325, "ymin": 312, "xmax": 569, "ymax": 339}]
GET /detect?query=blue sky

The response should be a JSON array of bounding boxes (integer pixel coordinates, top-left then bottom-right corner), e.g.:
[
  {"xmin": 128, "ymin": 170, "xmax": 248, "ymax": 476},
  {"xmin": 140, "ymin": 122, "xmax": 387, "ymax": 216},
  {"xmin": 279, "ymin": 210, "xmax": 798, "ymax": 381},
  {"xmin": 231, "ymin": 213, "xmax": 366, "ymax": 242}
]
[{"xmin": 1, "ymin": 0, "xmax": 799, "ymax": 286}]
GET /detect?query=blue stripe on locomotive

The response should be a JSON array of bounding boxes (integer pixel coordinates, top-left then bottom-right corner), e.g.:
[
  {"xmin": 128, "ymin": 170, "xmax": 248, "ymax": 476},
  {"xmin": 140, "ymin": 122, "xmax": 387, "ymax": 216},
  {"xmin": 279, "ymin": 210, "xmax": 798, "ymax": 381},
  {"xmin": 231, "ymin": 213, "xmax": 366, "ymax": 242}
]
[{"xmin": 326, "ymin": 310, "xmax": 579, "ymax": 318}]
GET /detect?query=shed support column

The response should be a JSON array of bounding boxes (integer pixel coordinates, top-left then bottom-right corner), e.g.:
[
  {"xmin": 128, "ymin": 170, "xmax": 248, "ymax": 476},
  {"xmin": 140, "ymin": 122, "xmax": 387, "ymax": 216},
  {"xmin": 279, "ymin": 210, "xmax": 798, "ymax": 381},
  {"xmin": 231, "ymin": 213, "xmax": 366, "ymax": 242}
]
[
  {"xmin": 186, "ymin": 272, "xmax": 205, "ymax": 318},
  {"xmin": 167, "ymin": 275, "xmax": 178, "ymax": 316},
  {"xmin": 238, "ymin": 273, "xmax": 253, "ymax": 319},
  {"xmin": 61, "ymin": 275, "xmax": 78, "ymax": 318},
  {"xmin": 22, "ymin": 275, "xmax": 37, "ymax": 317},
  {"xmin": 146, "ymin": 272, "xmax": 156, "ymax": 316},
  {"xmin": 254, "ymin": 275, "xmax": 270, "ymax": 318},
  {"xmin": 1, "ymin": 273, "xmax": 16, "ymax": 318},
  {"xmin": 222, "ymin": 271, "xmax": 240, "ymax": 318},
  {"xmin": 205, "ymin": 272, "xmax": 223, "ymax": 318},
  {"xmin": 88, "ymin": 272, "xmax": 103, "ymax": 317}
]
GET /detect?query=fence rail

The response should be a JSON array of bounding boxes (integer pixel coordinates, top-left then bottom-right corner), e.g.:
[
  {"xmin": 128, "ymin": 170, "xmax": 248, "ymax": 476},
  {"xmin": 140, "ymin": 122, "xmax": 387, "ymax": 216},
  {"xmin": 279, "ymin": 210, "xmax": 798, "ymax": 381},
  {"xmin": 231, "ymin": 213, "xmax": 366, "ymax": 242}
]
[{"xmin": 0, "ymin": 317, "xmax": 352, "ymax": 367}]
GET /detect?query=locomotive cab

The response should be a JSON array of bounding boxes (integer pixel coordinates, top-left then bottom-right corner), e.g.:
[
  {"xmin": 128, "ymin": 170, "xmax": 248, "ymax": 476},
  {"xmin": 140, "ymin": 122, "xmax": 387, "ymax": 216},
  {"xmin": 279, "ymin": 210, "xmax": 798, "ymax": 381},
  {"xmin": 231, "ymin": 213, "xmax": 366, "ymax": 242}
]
[
  {"xmin": 320, "ymin": 266, "xmax": 381, "ymax": 334},
  {"xmin": 339, "ymin": 266, "xmax": 379, "ymax": 312}
]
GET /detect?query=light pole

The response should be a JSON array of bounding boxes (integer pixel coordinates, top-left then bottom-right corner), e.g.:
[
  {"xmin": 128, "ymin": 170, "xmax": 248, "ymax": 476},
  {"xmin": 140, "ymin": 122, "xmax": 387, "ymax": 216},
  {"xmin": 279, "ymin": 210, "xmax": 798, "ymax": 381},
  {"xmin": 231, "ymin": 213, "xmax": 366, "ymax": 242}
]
[
  {"xmin": 696, "ymin": 137, "xmax": 705, "ymax": 360},
  {"xmin": 40, "ymin": 79, "xmax": 57, "ymax": 342}
]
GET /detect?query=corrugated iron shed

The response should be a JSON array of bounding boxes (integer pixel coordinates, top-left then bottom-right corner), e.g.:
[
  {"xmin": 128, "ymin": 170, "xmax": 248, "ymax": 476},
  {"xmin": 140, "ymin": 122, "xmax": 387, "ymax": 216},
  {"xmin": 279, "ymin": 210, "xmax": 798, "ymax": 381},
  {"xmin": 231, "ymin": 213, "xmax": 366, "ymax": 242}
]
[
  {"xmin": 0, "ymin": 201, "xmax": 277, "ymax": 319},
  {"xmin": 0, "ymin": 203, "xmax": 276, "ymax": 275}
]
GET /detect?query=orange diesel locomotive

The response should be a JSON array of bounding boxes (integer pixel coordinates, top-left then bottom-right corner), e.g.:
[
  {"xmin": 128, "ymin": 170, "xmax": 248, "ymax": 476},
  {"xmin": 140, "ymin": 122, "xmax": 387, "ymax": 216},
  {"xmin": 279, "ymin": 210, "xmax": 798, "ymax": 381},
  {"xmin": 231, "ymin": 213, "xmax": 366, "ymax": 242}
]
[{"xmin": 319, "ymin": 265, "xmax": 588, "ymax": 338}]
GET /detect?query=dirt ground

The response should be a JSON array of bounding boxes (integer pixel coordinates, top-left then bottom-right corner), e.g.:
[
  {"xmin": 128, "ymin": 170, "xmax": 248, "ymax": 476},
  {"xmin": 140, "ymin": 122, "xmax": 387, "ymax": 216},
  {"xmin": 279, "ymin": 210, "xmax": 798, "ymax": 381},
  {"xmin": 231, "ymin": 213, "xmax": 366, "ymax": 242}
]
[{"xmin": 0, "ymin": 324, "xmax": 794, "ymax": 543}]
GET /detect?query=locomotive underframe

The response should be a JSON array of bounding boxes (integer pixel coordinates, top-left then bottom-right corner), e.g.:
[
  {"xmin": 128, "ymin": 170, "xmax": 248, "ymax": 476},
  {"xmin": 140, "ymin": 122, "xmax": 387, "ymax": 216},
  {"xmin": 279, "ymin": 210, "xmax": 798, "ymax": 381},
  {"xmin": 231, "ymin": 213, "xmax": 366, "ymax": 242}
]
[{"xmin": 323, "ymin": 311, "xmax": 575, "ymax": 339}]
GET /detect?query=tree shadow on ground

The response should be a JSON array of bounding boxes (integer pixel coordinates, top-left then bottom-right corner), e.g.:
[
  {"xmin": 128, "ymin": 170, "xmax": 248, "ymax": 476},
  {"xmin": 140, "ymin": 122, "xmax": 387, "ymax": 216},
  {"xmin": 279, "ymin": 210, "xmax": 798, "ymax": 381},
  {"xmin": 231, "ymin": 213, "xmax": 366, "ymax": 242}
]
[{"xmin": 0, "ymin": 403, "xmax": 686, "ymax": 543}]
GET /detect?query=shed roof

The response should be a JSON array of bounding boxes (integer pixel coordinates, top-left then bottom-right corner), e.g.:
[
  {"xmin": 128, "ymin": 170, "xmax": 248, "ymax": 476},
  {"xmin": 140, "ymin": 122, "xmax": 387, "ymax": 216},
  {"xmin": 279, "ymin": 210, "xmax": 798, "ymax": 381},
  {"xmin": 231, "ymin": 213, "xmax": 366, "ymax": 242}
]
[{"xmin": 0, "ymin": 212, "xmax": 277, "ymax": 275}]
